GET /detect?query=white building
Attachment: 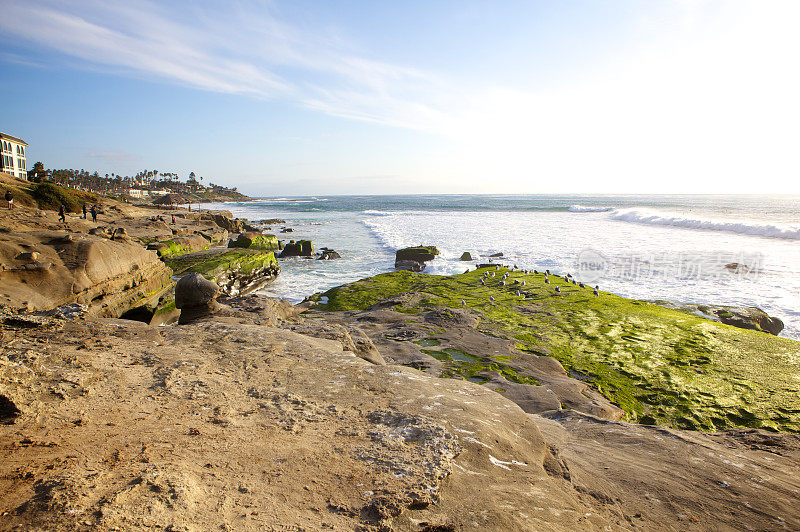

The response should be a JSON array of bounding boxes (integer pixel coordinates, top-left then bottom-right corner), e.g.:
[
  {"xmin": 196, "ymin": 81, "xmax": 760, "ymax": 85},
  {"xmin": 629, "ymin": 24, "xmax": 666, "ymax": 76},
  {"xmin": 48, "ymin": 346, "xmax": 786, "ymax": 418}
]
[{"xmin": 0, "ymin": 132, "xmax": 28, "ymax": 180}]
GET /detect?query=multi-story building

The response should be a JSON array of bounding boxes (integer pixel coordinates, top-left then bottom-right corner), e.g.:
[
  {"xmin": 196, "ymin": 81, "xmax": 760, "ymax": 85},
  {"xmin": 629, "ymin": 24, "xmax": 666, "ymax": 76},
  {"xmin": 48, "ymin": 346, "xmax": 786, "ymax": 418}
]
[{"xmin": 0, "ymin": 132, "xmax": 28, "ymax": 180}]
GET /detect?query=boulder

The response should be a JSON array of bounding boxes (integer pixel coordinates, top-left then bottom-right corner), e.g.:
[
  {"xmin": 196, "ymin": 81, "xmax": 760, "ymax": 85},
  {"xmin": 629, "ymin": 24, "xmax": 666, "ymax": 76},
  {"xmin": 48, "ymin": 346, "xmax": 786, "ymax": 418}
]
[
  {"xmin": 280, "ymin": 240, "xmax": 314, "ymax": 258},
  {"xmin": 228, "ymin": 232, "xmax": 279, "ymax": 251},
  {"xmin": 459, "ymin": 252, "xmax": 473, "ymax": 261},
  {"xmin": 318, "ymin": 250, "xmax": 341, "ymax": 260},
  {"xmin": 716, "ymin": 307, "xmax": 784, "ymax": 336},
  {"xmin": 489, "ymin": 252, "xmax": 504, "ymax": 258},
  {"xmin": 175, "ymin": 273, "xmax": 220, "ymax": 324},
  {"xmin": 280, "ymin": 227, "xmax": 294, "ymax": 233}
]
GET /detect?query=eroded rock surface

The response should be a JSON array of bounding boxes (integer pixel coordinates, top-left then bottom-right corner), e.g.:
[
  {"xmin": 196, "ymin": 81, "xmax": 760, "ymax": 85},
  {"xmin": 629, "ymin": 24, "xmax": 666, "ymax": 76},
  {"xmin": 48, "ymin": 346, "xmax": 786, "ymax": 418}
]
[{"xmin": 1, "ymin": 316, "xmax": 798, "ymax": 531}]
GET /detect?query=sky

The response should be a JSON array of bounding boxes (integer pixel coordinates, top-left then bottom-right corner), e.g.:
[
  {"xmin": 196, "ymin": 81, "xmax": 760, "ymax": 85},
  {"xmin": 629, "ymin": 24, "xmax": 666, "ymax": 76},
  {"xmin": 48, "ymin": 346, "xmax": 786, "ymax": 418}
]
[{"xmin": 0, "ymin": 0, "xmax": 799, "ymax": 196}]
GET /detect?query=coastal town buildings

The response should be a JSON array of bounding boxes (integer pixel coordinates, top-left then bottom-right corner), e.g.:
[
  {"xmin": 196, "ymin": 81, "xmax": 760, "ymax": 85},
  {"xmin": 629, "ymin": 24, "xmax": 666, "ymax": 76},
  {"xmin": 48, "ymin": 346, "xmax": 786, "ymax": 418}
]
[{"xmin": 0, "ymin": 132, "xmax": 28, "ymax": 180}]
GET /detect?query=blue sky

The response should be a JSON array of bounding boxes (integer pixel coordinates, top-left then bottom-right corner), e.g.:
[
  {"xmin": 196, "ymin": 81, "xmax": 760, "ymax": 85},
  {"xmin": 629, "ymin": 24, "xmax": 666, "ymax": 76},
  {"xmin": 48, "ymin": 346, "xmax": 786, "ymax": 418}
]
[{"xmin": 1, "ymin": 1, "xmax": 798, "ymax": 195}]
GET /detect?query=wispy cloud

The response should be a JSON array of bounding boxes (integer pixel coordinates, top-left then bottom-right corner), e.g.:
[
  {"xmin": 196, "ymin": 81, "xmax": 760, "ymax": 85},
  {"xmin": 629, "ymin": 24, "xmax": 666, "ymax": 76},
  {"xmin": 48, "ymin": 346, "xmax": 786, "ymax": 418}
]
[
  {"xmin": 0, "ymin": 0, "xmax": 447, "ymax": 130},
  {"xmin": 86, "ymin": 150, "xmax": 140, "ymax": 164}
]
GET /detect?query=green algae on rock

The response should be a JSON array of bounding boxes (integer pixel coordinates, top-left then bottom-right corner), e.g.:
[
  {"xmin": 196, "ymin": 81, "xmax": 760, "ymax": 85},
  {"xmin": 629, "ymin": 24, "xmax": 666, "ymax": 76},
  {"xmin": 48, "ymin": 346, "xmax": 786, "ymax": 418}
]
[
  {"xmin": 165, "ymin": 248, "xmax": 279, "ymax": 297},
  {"xmin": 319, "ymin": 268, "xmax": 800, "ymax": 433},
  {"xmin": 396, "ymin": 246, "xmax": 440, "ymax": 263},
  {"xmin": 228, "ymin": 231, "xmax": 280, "ymax": 251}
]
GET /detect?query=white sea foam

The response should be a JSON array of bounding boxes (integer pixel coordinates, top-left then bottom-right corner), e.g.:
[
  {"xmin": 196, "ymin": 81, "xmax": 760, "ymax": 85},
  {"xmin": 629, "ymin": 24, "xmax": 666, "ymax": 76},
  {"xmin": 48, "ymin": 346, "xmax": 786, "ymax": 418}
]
[
  {"xmin": 568, "ymin": 204, "xmax": 613, "ymax": 212},
  {"xmin": 610, "ymin": 208, "xmax": 800, "ymax": 240},
  {"xmin": 361, "ymin": 210, "xmax": 431, "ymax": 216}
]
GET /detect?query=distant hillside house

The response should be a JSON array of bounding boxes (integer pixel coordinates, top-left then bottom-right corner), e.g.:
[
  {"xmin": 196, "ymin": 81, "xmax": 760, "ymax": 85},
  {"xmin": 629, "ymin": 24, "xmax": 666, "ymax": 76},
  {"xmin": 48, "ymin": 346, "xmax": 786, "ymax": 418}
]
[{"xmin": 0, "ymin": 132, "xmax": 28, "ymax": 180}]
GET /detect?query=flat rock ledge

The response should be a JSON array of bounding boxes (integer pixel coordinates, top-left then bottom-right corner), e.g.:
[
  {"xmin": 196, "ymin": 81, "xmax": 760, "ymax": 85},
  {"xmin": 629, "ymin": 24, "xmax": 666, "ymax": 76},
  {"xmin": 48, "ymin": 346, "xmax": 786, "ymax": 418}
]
[{"xmin": 1, "ymin": 316, "xmax": 798, "ymax": 531}]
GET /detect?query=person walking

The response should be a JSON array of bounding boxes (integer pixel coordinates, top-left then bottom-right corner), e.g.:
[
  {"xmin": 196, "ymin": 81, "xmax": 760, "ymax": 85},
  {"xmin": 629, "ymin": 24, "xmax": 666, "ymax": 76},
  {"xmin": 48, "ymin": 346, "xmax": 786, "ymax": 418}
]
[
  {"xmin": 58, "ymin": 204, "xmax": 66, "ymax": 223},
  {"xmin": 82, "ymin": 203, "xmax": 87, "ymax": 219},
  {"xmin": 90, "ymin": 204, "xmax": 98, "ymax": 222},
  {"xmin": 4, "ymin": 190, "xmax": 12, "ymax": 210}
]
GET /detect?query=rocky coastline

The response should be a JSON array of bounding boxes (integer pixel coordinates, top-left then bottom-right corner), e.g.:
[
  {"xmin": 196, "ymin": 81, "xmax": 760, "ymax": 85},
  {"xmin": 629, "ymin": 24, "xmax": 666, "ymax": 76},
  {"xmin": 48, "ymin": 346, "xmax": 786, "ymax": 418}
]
[{"xmin": 1, "ymin": 183, "xmax": 799, "ymax": 530}]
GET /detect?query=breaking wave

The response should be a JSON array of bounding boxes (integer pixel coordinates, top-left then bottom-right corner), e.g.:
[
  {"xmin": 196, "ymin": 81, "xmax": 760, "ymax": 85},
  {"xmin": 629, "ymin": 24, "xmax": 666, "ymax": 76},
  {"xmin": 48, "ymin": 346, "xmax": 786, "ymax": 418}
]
[
  {"xmin": 568, "ymin": 204, "xmax": 613, "ymax": 212},
  {"xmin": 610, "ymin": 208, "xmax": 800, "ymax": 240}
]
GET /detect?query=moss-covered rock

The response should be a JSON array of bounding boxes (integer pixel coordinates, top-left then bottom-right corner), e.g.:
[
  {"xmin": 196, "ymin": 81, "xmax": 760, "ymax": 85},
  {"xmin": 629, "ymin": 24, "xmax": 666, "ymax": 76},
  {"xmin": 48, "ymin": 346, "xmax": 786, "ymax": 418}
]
[
  {"xmin": 147, "ymin": 235, "xmax": 209, "ymax": 258},
  {"xmin": 165, "ymin": 248, "xmax": 280, "ymax": 297},
  {"xmin": 318, "ymin": 268, "xmax": 800, "ymax": 433},
  {"xmin": 279, "ymin": 239, "xmax": 314, "ymax": 257},
  {"xmin": 228, "ymin": 231, "xmax": 279, "ymax": 251},
  {"xmin": 396, "ymin": 246, "xmax": 439, "ymax": 263}
]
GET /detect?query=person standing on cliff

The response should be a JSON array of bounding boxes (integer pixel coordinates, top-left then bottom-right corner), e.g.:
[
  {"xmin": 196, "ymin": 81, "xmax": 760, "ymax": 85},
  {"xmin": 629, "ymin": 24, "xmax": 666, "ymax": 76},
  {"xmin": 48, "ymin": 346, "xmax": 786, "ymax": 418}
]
[
  {"xmin": 90, "ymin": 204, "xmax": 98, "ymax": 222},
  {"xmin": 82, "ymin": 203, "xmax": 87, "ymax": 219},
  {"xmin": 4, "ymin": 190, "xmax": 12, "ymax": 210},
  {"xmin": 58, "ymin": 204, "xmax": 66, "ymax": 223}
]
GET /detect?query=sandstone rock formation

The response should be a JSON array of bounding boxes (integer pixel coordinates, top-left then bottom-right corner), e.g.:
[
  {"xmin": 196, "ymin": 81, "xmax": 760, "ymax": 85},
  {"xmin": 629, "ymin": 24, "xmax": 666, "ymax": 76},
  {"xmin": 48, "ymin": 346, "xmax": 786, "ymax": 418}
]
[
  {"xmin": 1, "ymin": 315, "xmax": 798, "ymax": 531},
  {"xmin": 0, "ymin": 229, "xmax": 172, "ymax": 318}
]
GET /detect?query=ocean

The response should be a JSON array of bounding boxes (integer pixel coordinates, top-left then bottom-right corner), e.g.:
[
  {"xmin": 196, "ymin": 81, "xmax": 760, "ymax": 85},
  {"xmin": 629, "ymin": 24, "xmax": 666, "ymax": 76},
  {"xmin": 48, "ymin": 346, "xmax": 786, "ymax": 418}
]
[{"xmin": 202, "ymin": 195, "xmax": 800, "ymax": 340}]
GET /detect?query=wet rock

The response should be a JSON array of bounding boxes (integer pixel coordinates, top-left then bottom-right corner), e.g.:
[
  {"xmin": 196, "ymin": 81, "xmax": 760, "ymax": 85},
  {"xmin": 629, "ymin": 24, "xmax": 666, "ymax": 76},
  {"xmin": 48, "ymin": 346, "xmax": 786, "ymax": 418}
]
[
  {"xmin": 488, "ymin": 252, "xmax": 503, "ymax": 258},
  {"xmin": 318, "ymin": 250, "xmax": 341, "ymax": 260},
  {"xmin": 280, "ymin": 240, "xmax": 314, "ymax": 258},
  {"xmin": 396, "ymin": 246, "xmax": 439, "ymax": 263},
  {"xmin": 459, "ymin": 252, "xmax": 473, "ymax": 261}
]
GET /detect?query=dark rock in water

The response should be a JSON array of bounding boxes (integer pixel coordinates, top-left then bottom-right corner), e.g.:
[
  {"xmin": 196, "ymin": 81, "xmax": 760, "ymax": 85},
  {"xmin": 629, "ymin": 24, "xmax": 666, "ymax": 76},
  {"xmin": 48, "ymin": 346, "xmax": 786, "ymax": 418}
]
[
  {"xmin": 725, "ymin": 262, "xmax": 752, "ymax": 273},
  {"xmin": 489, "ymin": 252, "xmax": 504, "ymax": 258},
  {"xmin": 395, "ymin": 259, "xmax": 425, "ymax": 272},
  {"xmin": 395, "ymin": 246, "xmax": 438, "ymax": 271},
  {"xmin": 0, "ymin": 394, "xmax": 21, "ymax": 425},
  {"xmin": 318, "ymin": 250, "xmax": 341, "ymax": 260},
  {"xmin": 280, "ymin": 227, "xmax": 294, "ymax": 233},
  {"xmin": 460, "ymin": 252, "xmax": 473, "ymax": 261},
  {"xmin": 175, "ymin": 273, "xmax": 220, "ymax": 324},
  {"xmin": 477, "ymin": 263, "xmax": 505, "ymax": 269},
  {"xmin": 280, "ymin": 240, "xmax": 314, "ymax": 258},
  {"xmin": 396, "ymin": 246, "xmax": 439, "ymax": 263}
]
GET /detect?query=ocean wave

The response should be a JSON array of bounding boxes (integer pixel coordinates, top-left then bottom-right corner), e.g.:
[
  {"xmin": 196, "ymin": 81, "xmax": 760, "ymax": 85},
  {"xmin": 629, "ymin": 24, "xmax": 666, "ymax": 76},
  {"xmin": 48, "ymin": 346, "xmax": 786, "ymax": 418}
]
[
  {"xmin": 569, "ymin": 204, "xmax": 613, "ymax": 212},
  {"xmin": 610, "ymin": 208, "xmax": 800, "ymax": 240},
  {"xmin": 360, "ymin": 210, "xmax": 433, "ymax": 217}
]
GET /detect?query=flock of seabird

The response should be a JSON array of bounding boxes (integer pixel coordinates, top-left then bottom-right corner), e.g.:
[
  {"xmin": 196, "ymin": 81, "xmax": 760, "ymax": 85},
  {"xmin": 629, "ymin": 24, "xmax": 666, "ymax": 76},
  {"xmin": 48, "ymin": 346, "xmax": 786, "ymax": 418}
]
[{"xmin": 474, "ymin": 266, "xmax": 601, "ymax": 305}]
